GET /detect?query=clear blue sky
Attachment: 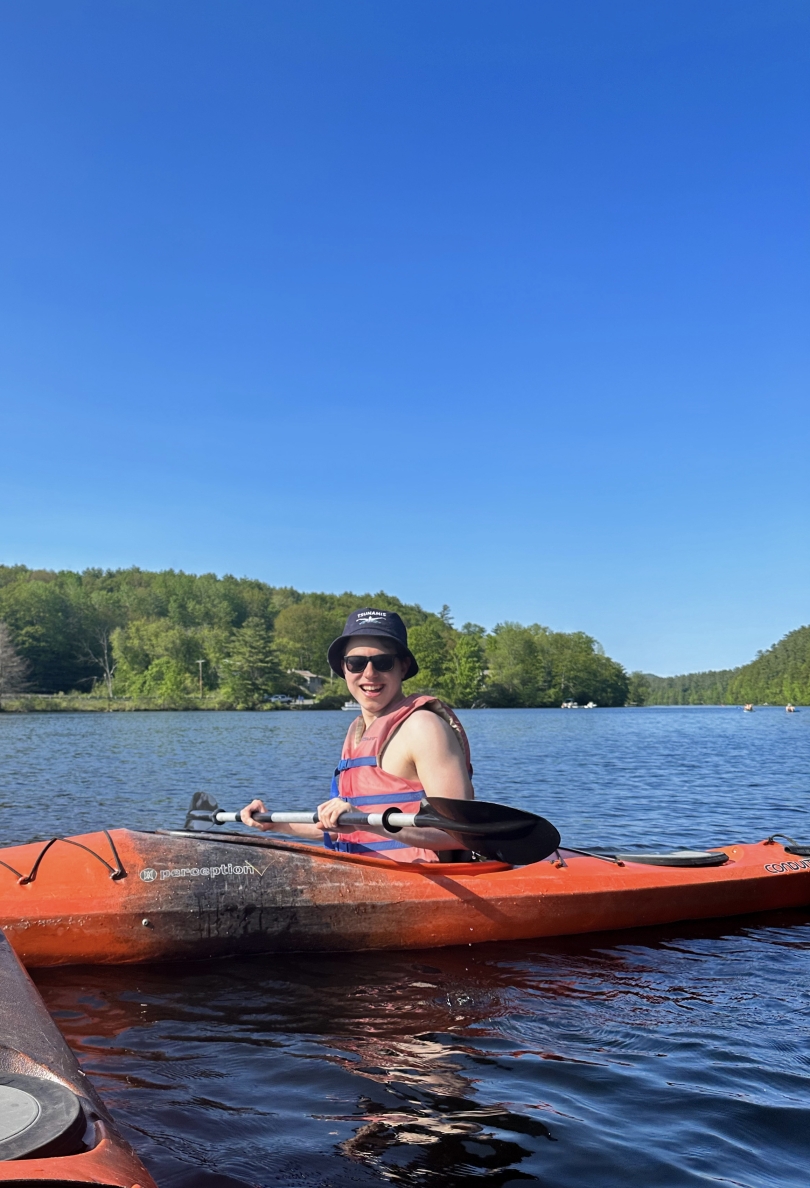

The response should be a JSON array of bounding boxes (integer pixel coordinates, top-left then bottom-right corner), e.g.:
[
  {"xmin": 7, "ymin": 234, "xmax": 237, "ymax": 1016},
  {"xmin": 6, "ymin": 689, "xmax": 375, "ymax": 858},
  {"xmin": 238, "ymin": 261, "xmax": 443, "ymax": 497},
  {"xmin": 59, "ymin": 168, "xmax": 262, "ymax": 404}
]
[{"xmin": 1, "ymin": 1, "xmax": 807, "ymax": 675}]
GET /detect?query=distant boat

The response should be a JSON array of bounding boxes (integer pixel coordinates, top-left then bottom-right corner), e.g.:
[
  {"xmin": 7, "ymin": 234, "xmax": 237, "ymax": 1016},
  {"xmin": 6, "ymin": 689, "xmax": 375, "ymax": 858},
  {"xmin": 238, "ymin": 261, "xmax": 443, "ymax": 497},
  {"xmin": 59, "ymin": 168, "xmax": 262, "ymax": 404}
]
[
  {"xmin": 786, "ymin": 704, "xmax": 796, "ymax": 713},
  {"xmin": 561, "ymin": 700, "xmax": 579, "ymax": 709},
  {"xmin": 584, "ymin": 701, "xmax": 597, "ymax": 709},
  {"xmin": 342, "ymin": 700, "xmax": 361, "ymax": 712},
  {"xmin": 744, "ymin": 704, "xmax": 754, "ymax": 712}
]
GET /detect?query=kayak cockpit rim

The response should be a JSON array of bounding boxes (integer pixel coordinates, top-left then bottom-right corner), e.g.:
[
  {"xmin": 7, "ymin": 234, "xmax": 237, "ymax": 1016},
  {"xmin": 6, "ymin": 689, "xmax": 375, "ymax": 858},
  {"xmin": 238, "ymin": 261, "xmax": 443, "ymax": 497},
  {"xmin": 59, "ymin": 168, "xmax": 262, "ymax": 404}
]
[
  {"xmin": 152, "ymin": 830, "xmax": 738, "ymax": 873},
  {"xmin": 154, "ymin": 828, "xmax": 514, "ymax": 874}
]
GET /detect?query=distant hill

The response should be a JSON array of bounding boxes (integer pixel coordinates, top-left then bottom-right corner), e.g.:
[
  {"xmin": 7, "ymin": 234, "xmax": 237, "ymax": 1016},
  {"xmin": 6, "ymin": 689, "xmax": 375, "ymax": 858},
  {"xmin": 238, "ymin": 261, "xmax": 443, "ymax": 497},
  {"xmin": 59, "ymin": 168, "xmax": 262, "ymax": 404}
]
[
  {"xmin": 728, "ymin": 624, "xmax": 810, "ymax": 705},
  {"xmin": 631, "ymin": 625, "xmax": 810, "ymax": 706},
  {"xmin": 628, "ymin": 668, "xmax": 735, "ymax": 706},
  {"xmin": 0, "ymin": 565, "xmax": 629, "ymax": 709}
]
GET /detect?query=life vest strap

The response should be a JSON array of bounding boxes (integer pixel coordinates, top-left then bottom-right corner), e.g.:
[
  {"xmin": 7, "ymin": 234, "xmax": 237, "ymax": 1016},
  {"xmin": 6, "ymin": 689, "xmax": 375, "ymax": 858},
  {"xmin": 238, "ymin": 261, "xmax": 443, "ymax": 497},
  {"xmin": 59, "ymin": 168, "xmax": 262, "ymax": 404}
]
[
  {"xmin": 337, "ymin": 756, "xmax": 378, "ymax": 772},
  {"xmin": 331, "ymin": 755, "xmax": 378, "ymax": 800},
  {"xmin": 323, "ymin": 835, "xmax": 412, "ymax": 854},
  {"xmin": 340, "ymin": 790, "xmax": 420, "ymax": 807}
]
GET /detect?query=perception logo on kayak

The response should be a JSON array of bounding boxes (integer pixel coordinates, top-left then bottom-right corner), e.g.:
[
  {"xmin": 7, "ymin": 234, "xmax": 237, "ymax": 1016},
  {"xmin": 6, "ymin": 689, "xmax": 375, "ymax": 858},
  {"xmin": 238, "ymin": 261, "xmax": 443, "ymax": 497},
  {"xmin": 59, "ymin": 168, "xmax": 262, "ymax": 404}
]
[
  {"xmin": 764, "ymin": 858, "xmax": 810, "ymax": 874},
  {"xmin": 139, "ymin": 862, "xmax": 262, "ymax": 881}
]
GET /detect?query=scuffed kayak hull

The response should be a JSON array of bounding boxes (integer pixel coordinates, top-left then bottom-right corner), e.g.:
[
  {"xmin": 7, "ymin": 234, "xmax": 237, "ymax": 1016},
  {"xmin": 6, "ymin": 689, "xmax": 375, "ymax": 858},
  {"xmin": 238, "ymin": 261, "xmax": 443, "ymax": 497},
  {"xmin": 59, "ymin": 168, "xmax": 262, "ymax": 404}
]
[
  {"xmin": 0, "ymin": 930, "xmax": 157, "ymax": 1184},
  {"xmin": 0, "ymin": 828, "xmax": 809, "ymax": 968}
]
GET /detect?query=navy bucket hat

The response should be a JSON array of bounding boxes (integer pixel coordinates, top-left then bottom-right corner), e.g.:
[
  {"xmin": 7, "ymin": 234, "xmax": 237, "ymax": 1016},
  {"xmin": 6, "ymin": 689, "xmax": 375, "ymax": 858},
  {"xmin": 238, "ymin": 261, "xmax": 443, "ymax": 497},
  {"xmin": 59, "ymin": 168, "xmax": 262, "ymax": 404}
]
[{"xmin": 327, "ymin": 609, "xmax": 419, "ymax": 681}]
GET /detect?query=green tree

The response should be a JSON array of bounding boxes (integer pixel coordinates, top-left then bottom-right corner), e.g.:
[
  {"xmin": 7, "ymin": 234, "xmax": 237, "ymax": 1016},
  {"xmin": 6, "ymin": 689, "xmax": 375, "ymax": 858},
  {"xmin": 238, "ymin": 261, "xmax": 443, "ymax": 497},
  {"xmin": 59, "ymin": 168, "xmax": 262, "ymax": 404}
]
[
  {"xmin": 549, "ymin": 631, "xmax": 629, "ymax": 707},
  {"xmin": 443, "ymin": 633, "xmax": 486, "ymax": 707},
  {"xmin": 220, "ymin": 617, "xmax": 284, "ymax": 708},
  {"xmin": 274, "ymin": 602, "xmax": 343, "ymax": 675},
  {"xmin": 407, "ymin": 618, "xmax": 454, "ymax": 693},
  {"xmin": 80, "ymin": 591, "xmax": 129, "ymax": 698},
  {"xmin": 485, "ymin": 623, "xmax": 629, "ymax": 707},
  {"xmin": 112, "ymin": 619, "xmax": 229, "ymax": 700},
  {"xmin": 485, "ymin": 623, "xmax": 547, "ymax": 705},
  {"xmin": 627, "ymin": 672, "xmax": 651, "ymax": 706},
  {"xmin": 134, "ymin": 656, "xmax": 195, "ymax": 701},
  {"xmin": 0, "ymin": 621, "xmax": 30, "ymax": 698},
  {"xmin": 0, "ymin": 574, "xmax": 90, "ymax": 692}
]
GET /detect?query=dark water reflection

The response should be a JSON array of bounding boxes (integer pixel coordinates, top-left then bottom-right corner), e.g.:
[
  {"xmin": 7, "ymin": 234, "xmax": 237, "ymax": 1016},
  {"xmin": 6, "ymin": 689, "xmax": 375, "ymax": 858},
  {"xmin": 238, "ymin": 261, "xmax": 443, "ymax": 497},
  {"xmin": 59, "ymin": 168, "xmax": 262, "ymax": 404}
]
[
  {"xmin": 35, "ymin": 910, "xmax": 810, "ymax": 1188},
  {"xmin": 2, "ymin": 707, "xmax": 809, "ymax": 1185}
]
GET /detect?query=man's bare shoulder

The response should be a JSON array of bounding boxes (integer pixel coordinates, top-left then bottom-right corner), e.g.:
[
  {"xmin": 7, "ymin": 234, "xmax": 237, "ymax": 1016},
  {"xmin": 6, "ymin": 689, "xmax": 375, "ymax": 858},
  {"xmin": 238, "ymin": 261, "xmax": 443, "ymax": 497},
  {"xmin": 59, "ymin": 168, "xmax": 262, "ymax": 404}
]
[
  {"xmin": 395, "ymin": 706, "xmax": 459, "ymax": 753},
  {"xmin": 383, "ymin": 704, "xmax": 472, "ymax": 797}
]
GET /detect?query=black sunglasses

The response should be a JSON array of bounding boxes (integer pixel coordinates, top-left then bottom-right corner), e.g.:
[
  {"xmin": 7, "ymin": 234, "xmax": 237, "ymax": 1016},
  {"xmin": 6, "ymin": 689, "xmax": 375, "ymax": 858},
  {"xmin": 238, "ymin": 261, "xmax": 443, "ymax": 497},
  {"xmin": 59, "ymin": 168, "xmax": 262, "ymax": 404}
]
[{"xmin": 343, "ymin": 653, "xmax": 400, "ymax": 674}]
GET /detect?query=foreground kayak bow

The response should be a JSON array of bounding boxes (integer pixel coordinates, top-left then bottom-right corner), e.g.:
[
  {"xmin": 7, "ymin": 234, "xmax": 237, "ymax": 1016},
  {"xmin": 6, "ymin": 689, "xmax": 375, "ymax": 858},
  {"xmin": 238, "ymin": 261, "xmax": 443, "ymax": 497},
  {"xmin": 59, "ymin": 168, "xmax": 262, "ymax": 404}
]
[
  {"xmin": 0, "ymin": 930, "xmax": 156, "ymax": 1183},
  {"xmin": 184, "ymin": 791, "xmax": 562, "ymax": 865}
]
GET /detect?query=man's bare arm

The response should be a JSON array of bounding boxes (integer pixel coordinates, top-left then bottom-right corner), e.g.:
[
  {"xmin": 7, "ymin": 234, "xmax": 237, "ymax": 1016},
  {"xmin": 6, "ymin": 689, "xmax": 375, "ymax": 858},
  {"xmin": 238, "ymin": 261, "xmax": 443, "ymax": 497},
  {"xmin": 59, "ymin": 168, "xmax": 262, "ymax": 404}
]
[{"xmin": 403, "ymin": 710, "xmax": 473, "ymax": 801}]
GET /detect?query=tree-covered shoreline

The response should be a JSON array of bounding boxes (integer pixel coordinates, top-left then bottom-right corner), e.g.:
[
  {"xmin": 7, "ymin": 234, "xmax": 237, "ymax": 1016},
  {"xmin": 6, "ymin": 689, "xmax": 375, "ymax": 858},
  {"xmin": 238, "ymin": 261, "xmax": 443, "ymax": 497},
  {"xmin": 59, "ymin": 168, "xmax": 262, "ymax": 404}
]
[
  {"xmin": 0, "ymin": 565, "xmax": 629, "ymax": 709},
  {"xmin": 0, "ymin": 565, "xmax": 806, "ymax": 709},
  {"xmin": 628, "ymin": 624, "xmax": 810, "ymax": 707}
]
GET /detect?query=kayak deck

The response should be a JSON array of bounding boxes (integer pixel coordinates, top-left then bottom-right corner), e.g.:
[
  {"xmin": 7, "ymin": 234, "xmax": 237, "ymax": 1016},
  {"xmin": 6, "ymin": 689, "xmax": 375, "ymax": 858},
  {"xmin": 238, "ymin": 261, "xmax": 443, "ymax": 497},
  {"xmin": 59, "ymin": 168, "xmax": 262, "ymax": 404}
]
[
  {"xmin": 0, "ymin": 828, "xmax": 809, "ymax": 968},
  {"xmin": 0, "ymin": 930, "xmax": 157, "ymax": 1183}
]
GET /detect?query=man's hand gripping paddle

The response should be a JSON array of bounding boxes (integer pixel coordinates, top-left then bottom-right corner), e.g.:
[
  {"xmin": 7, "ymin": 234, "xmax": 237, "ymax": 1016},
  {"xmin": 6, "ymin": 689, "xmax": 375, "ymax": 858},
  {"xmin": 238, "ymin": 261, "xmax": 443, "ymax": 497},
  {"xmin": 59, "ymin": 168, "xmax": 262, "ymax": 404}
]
[{"xmin": 184, "ymin": 792, "xmax": 560, "ymax": 866}]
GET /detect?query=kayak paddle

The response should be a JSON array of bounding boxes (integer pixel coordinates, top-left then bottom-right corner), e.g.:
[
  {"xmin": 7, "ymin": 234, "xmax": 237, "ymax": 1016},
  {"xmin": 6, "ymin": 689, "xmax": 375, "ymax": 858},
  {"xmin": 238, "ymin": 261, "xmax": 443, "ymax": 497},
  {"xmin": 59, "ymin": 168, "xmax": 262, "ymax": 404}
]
[{"xmin": 184, "ymin": 792, "xmax": 560, "ymax": 865}]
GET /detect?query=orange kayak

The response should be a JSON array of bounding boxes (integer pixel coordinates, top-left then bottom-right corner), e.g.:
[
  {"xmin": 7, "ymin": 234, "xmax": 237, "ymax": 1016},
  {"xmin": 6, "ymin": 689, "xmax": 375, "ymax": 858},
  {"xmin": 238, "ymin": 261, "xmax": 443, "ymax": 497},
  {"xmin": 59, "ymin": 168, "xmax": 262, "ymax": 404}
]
[
  {"xmin": 0, "ymin": 930, "xmax": 157, "ymax": 1185},
  {"xmin": 1, "ymin": 827, "xmax": 809, "ymax": 968}
]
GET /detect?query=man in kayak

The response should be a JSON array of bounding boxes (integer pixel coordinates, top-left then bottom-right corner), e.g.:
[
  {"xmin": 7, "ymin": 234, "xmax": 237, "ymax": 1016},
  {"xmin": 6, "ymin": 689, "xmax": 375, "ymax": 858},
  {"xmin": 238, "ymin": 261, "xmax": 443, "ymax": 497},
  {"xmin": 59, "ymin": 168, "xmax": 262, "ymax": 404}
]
[{"xmin": 241, "ymin": 608, "xmax": 474, "ymax": 861}]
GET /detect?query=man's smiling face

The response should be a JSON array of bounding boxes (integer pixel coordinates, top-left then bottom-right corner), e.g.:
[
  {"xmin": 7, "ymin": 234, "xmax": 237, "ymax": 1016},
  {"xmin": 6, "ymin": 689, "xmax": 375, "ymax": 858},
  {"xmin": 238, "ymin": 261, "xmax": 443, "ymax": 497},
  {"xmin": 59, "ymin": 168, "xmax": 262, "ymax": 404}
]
[{"xmin": 342, "ymin": 636, "xmax": 410, "ymax": 714}]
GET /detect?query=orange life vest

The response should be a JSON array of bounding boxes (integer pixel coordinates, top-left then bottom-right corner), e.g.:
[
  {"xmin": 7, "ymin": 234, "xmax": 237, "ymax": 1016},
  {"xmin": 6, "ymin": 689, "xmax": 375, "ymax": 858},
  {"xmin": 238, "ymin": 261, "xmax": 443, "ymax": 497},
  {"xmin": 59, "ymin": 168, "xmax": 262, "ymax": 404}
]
[{"xmin": 325, "ymin": 693, "xmax": 473, "ymax": 863}]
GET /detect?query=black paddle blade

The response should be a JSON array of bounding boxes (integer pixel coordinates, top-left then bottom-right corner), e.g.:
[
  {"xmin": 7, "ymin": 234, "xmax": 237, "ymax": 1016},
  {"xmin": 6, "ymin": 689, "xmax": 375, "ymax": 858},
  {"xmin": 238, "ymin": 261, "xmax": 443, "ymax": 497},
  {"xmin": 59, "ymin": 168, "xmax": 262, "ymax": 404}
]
[
  {"xmin": 184, "ymin": 791, "xmax": 220, "ymax": 829},
  {"xmin": 420, "ymin": 797, "xmax": 561, "ymax": 866}
]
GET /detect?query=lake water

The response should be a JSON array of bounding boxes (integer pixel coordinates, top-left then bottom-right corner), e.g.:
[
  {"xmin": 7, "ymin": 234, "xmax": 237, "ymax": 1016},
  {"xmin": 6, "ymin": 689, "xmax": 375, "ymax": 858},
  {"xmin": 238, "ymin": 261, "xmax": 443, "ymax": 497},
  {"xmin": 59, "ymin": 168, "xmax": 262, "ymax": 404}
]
[{"xmin": 1, "ymin": 706, "xmax": 809, "ymax": 1186}]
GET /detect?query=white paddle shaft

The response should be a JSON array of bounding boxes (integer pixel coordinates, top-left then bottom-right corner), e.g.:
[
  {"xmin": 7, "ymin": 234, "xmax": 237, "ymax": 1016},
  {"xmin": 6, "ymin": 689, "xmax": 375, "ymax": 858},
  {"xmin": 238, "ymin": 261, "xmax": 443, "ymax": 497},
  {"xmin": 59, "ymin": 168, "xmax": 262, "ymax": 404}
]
[{"xmin": 213, "ymin": 810, "xmax": 415, "ymax": 828}]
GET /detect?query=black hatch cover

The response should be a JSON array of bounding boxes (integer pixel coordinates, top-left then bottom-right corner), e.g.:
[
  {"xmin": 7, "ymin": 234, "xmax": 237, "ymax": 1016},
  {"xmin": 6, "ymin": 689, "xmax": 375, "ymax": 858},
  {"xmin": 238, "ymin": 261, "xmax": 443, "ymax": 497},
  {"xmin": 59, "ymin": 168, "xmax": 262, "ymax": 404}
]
[
  {"xmin": 0, "ymin": 1072, "xmax": 85, "ymax": 1160},
  {"xmin": 609, "ymin": 850, "xmax": 728, "ymax": 867}
]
